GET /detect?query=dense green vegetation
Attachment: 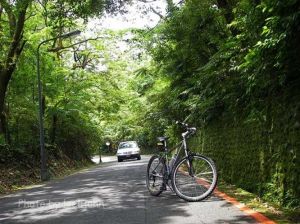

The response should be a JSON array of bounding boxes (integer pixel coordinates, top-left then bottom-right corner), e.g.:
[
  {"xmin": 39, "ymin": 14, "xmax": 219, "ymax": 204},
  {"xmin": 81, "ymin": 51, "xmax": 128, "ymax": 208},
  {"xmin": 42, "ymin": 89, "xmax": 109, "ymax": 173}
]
[
  {"xmin": 0, "ymin": 0, "xmax": 135, "ymax": 189},
  {"xmin": 0, "ymin": 0, "xmax": 299, "ymax": 214},
  {"xmin": 137, "ymin": 0, "xmax": 300, "ymax": 209}
]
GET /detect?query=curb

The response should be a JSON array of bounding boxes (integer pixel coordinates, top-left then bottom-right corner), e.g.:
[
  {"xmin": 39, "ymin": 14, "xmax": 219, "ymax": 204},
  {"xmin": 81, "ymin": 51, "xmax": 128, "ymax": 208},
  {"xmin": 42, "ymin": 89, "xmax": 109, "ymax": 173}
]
[{"xmin": 214, "ymin": 188, "xmax": 276, "ymax": 224}]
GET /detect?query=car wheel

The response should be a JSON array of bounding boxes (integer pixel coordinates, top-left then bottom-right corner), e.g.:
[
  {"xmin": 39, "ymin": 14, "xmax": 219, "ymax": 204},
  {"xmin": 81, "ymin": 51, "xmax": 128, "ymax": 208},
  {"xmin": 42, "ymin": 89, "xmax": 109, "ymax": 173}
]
[
  {"xmin": 118, "ymin": 158, "xmax": 123, "ymax": 162},
  {"xmin": 137, "ymin": 155, "xmax": 141, "ymax": 160}
]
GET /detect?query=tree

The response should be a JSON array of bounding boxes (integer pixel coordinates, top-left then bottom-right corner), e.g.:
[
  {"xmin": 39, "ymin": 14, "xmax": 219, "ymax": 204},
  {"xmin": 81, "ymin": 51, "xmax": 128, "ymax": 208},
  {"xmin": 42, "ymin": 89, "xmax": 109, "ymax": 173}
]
[
  {"xmin": 0, "ymin": 0, "xmax": 31, "ymax": 137},
  {"xmin": 0, "ymin": 0, "xmax": 132, "ymax": 140}
]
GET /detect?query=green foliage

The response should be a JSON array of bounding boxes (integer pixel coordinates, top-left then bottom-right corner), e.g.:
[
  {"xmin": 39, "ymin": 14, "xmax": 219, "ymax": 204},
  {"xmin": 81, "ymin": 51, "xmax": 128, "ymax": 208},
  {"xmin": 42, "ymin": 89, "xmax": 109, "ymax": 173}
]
[
  {"xmin": 0, "ymin": 0, "xmax": 135, "ymax": 165},
  {"xmin": 139, "ymin": 0, "xmax": 300, "ymax": 208},
  {"xmin": 0, "ymin": 0, "xmax": 299, "ymax": 210}
]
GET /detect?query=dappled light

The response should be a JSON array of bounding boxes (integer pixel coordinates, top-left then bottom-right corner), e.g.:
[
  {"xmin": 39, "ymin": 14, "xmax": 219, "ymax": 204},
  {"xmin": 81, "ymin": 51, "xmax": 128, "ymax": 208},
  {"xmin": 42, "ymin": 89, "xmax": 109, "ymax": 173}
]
[
  {"xmin": 0, "ymin": 0, "xmax": 299, "ymax": 223},
  {"xmin": 0, "ymin": 157, "xmax": 258, "ymax": 224}
]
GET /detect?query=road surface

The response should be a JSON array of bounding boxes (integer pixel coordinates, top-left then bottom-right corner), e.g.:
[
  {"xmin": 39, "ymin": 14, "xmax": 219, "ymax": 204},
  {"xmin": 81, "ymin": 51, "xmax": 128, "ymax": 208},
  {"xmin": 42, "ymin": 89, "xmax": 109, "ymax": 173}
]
[{"xmin": 0, "ymin": 155, "xmax": 258, "ymax": 224}]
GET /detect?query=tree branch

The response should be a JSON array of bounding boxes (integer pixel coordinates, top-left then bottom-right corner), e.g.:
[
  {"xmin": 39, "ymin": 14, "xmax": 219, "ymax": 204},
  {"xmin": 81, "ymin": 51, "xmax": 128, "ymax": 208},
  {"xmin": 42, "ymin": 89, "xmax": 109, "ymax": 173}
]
[
  {"xmin": 0, "ymin": 6, "xmax": 3, "ymax": 32},
  {"xmin": 5, "ymin": 1, "xmax": 30, "ymax": 69},
  {"xmin": 150, "ymin": 6, "xmax": 164, "ymax": 19},
  {"xmin": 47, "ymin": 37, "xmax": 104, "ymax": 52},
  {"xmin": 37, "ymin": 0, "xmax": 48, "ymax": 26},
  {"xmin": 137, "ymin": 0, "xmax": 157, "ymax": 3},
  {"xmin": 0, "ymin": 0, "xmax": 16, "ymax": 36}
]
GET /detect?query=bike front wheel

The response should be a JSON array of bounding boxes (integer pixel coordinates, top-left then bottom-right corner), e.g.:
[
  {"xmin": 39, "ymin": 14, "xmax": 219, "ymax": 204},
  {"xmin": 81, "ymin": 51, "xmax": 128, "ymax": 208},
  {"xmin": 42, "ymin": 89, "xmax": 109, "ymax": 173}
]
[
  {"xmin": 146, "ymin": 155, "xmax": 167, "ymax": 196},
  {"xmin": 171, "ymin": 154, "xmax": 217, "ymax": 202}
]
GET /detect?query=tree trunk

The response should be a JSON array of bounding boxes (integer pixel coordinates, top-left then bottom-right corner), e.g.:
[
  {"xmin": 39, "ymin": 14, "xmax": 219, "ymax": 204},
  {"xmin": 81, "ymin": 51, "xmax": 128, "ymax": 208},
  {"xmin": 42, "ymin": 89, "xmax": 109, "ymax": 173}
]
[
  {"xmin": 0, "ymin": 0, "xmax": 30, "ymax": 138},
  {"xmin": 0, "ymin": 69, "xmax": 12, "ymax": 136}
]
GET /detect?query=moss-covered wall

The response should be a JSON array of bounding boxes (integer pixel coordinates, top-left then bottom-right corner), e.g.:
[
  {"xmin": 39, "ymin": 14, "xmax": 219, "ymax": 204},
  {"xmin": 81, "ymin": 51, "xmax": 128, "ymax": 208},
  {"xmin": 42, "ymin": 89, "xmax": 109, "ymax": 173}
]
[{"xmin": 189, "ymin": 110, "xmax": 300, "ymax": 207}]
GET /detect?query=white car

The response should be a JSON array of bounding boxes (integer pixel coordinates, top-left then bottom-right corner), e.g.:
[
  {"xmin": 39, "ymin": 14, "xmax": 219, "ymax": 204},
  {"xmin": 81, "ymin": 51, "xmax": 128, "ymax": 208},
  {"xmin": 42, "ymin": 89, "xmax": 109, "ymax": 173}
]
[{"xmin": 116, "ymin": 141, "xmax": 141, "ymax": 162}]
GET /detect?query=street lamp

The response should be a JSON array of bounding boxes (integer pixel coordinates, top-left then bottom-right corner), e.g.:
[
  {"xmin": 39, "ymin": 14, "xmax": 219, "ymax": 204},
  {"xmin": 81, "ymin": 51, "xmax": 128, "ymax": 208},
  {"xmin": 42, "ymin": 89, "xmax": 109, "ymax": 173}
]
[
  {"xmin": 37, "ymin": 30, "xmax": 81, "ymax": 181},
  {"xmin": 106, "ymin": 142, "xmax": 111, "ymax": 151}
]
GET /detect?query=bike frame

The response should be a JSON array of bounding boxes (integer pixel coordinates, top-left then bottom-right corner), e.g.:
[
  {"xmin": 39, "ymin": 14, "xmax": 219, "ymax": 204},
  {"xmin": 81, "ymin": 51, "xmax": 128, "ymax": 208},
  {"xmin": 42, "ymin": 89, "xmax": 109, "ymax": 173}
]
[
  {"xmin": 161, "ymin": 129, "xmax": 192, "ymax": 176},
  {"xmin": 147, "ymin": 123, "xmax": 217, "ymax": 201},
  {"xmin": 162, "ymin": 131, "xmax": 194, "ymax": 179}
]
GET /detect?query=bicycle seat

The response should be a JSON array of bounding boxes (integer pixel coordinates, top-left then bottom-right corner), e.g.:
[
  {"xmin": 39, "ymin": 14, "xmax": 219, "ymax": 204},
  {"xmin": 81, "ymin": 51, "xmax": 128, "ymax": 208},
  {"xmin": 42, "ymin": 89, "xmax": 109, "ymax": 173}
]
[{"xmin": 157, "ymin": 136, "xmax": 169, "ymax": 142}]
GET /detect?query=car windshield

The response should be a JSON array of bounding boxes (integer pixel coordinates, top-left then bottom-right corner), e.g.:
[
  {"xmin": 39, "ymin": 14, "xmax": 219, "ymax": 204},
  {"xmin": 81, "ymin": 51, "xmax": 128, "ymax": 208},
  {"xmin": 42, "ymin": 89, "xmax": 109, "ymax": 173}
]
[{"xmin": 118, "ymin": 142, "xmax": 137, "ymax": 149}]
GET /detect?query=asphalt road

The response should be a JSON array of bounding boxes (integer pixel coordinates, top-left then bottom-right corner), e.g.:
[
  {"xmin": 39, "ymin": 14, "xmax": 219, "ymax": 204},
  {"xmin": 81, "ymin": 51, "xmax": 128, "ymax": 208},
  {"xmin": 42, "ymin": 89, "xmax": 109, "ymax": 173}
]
[{"xmin": 0, "ymin": 155, "xmax": 258, "ymax": 224}]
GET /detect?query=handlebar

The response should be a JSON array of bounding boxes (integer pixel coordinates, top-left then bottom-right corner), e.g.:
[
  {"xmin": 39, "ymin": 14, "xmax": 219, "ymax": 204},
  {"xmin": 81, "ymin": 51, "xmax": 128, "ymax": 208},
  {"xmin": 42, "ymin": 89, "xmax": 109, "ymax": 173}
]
[
  {"xmin": 175, "ymin": 121, "xmax": 188, "ymax": 127},
  {"xmin": 176, "ymin": 121, "xmax": 197, "ymax": 137}
]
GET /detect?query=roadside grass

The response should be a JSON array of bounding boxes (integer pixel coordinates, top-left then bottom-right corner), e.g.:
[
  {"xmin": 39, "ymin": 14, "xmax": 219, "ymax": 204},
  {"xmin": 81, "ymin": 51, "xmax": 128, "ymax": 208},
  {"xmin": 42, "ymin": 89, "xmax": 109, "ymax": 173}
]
[
  {"xmin": 217, "ymin": 181, "xmax": 300, "ymax": 224},
  {"xmin": 0, "ymin": 160, "xmax": 96, "ymax": 195}
]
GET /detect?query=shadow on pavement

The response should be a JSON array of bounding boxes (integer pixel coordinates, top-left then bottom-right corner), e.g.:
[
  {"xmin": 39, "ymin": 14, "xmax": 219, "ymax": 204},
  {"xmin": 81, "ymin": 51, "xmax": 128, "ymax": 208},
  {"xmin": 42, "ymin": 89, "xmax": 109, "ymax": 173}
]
[
  {"xmin": 0, "ymin": 157, "xmax": 257, "ymax": 224},
  {"xmin": 0, "ymin": 159, "xmax": 186, "ymax": 224}
]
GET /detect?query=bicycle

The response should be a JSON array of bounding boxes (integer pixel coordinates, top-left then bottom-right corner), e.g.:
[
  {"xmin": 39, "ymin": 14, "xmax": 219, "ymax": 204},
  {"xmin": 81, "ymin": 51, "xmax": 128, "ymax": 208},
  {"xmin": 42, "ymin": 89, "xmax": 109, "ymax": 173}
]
[{"xmin": 146, "ymin": 121, "xmax": 218, "ymax": 202}]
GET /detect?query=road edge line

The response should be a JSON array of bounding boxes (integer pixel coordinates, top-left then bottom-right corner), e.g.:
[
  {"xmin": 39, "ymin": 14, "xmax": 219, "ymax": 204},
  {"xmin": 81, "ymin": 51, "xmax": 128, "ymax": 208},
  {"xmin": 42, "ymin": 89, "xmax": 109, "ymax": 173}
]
[{"xmin": 213, "ymin": 188, "xmax": 276, "ymax": 224}]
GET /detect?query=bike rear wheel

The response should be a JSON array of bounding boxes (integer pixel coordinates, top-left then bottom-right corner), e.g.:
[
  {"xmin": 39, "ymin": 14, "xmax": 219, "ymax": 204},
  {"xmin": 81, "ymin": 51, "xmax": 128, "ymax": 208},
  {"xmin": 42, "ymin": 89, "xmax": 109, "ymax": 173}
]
[
  {"xmin": 171, "ymin": 154, "xmax": 217, "ymax": 202},
  {"xmin": 146, "ymin": 155, "xmax": 166, "ymax": 196}
]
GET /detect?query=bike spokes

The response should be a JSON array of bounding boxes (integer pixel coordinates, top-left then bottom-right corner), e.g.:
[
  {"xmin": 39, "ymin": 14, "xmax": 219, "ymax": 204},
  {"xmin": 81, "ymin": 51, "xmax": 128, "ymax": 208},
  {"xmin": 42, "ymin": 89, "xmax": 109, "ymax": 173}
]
[
  {"xmin": 172, "ymin": 155, "xmax": 217, "ymax": 202},
  {"xmin": 146, "ymin": 155, "xmax": 166, "ymax": 196}
]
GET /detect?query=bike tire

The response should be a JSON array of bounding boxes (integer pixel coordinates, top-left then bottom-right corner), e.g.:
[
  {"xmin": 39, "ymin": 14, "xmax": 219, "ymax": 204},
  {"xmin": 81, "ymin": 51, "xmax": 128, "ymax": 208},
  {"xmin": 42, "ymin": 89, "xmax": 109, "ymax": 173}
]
[
  {"xmin": 146, "ymin": 155, "xmax": 167, "ymax": 196},
  {"xmin": 171, "ymin": 154, "xmax": 217, "ymax": 202}
]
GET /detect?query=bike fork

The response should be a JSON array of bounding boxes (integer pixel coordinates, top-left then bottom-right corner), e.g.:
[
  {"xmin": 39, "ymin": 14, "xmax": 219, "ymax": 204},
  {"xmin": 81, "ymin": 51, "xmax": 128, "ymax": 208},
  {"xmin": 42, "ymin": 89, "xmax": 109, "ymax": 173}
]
[{"xmin": 187, "ymin": 154, "xmax": 194, "ymax": 177}]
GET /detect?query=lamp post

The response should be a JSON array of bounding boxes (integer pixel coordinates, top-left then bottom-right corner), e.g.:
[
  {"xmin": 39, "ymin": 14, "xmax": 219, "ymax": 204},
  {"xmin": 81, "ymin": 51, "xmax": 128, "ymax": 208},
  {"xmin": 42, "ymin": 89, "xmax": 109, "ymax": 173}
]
[
  {"xmin": 37, "ymin": 30, "xmax": 81, "ymax": 181},
  {"xmin": 103, "ymin": 141, "xmax": 110, "ymax": 163},
  {"xmin": 106, "ymin": 142, "xmax": 110, "ymax": 151}
]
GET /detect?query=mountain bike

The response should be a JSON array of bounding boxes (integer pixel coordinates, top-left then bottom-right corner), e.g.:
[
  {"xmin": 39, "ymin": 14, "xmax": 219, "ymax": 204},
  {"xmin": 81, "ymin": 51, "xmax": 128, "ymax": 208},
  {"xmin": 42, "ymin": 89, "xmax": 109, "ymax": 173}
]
[{"xmin": 146, "ymin": 121, "xmax": 218, "ymax": 202}]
